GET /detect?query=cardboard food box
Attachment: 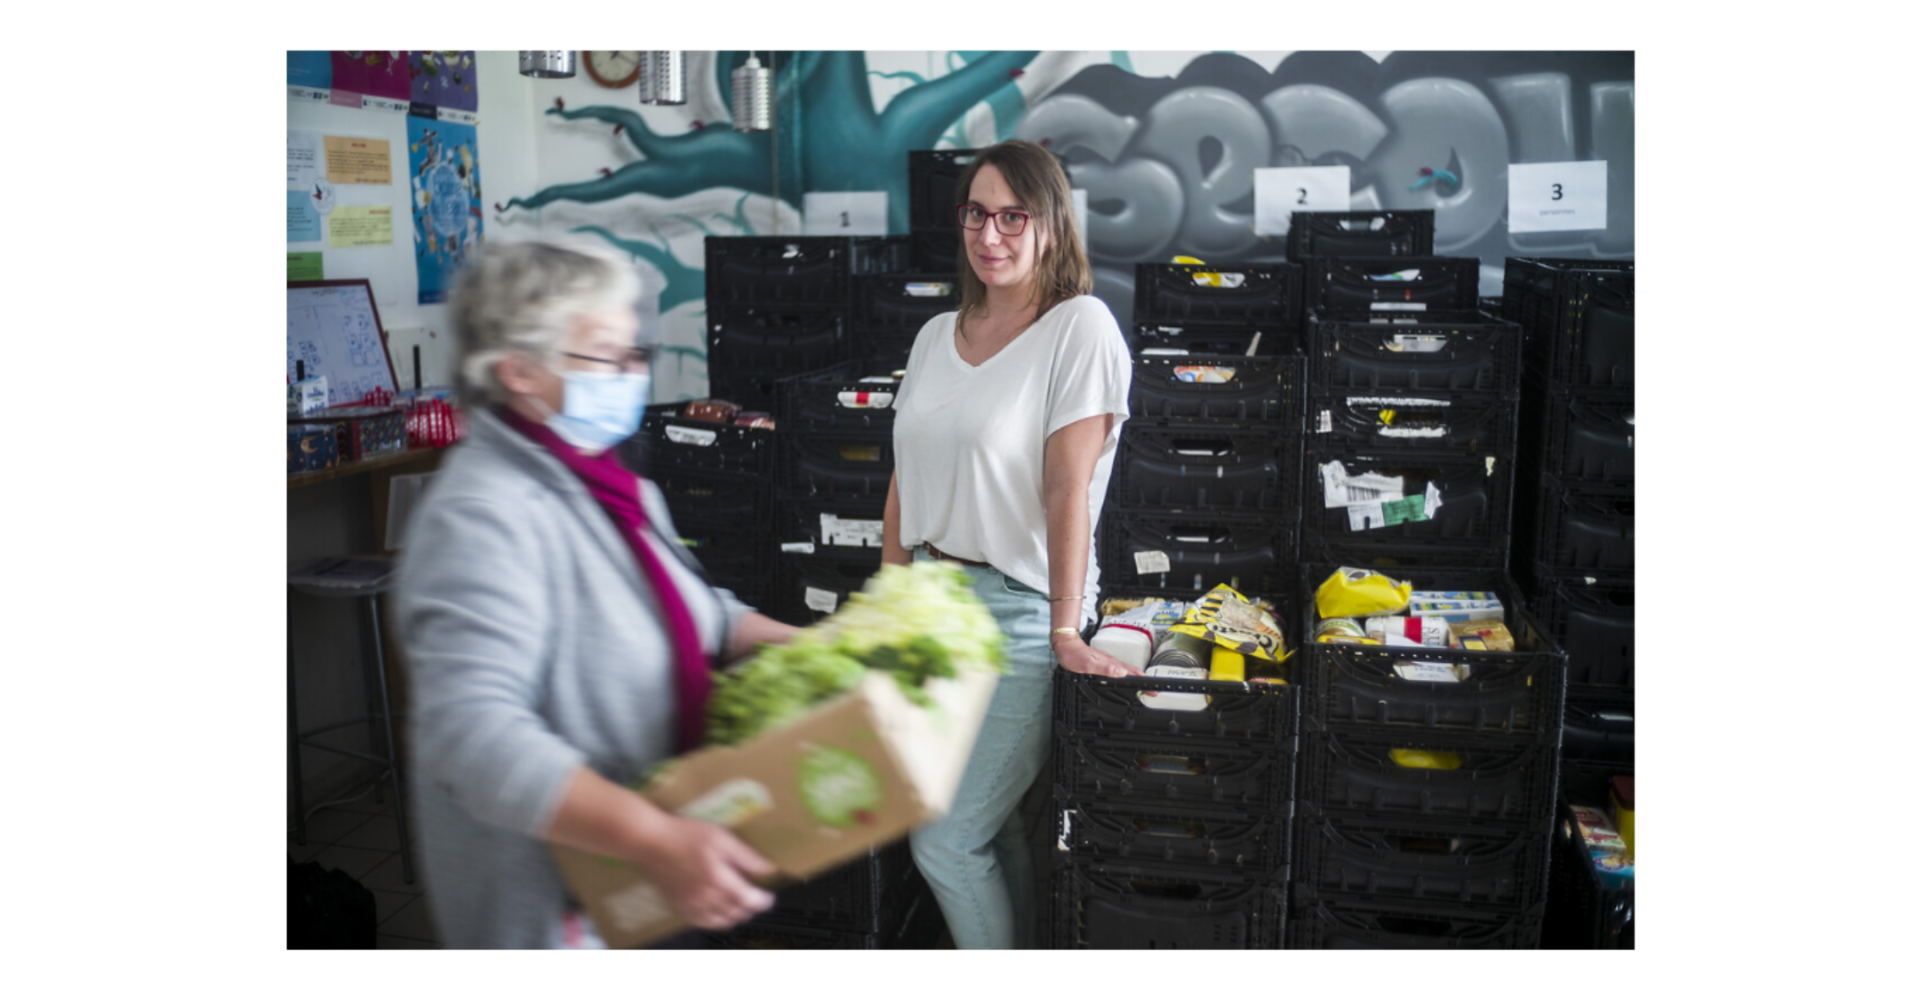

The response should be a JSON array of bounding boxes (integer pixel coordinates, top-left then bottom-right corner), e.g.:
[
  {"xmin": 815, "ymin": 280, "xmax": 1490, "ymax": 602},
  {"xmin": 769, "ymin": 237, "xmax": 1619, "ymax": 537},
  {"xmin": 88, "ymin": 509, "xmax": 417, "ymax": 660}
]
[{"xmin": 551, "ymin": 663, "xmax": 999, "ymax": 949}]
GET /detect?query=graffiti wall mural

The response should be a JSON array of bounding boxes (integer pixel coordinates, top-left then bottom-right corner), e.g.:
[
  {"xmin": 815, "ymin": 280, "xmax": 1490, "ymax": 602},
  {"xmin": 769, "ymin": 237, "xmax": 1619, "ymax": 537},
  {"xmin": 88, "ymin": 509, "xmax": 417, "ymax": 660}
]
[{"xmin": 496, "ymin": 50, "xmax": 1633, "ymax": 401}]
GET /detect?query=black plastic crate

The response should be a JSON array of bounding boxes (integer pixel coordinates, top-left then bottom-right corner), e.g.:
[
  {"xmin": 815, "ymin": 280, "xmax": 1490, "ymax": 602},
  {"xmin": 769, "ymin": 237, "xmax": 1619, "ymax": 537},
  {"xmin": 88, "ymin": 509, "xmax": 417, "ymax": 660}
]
[
  {"xmin": 1299, "ymin": 615, "xmax": 1567, "ymax": 741},
  {"xmin": 638, "ymin": 403, "xmax": 779, "ymax": 477},
  {"xmin": 761, "ymin": 840, "xmax": 918, "ymax": 935},
  {"xmin": 909, "ymin": 229, "xmax": 960, "ymax": 275},
  {"xmin": 707, "ymin": 312, "xmax": 850, "ymax": 381},
  {"xmin": 1306, "ymin": 310, "xmax": 1523, "ymax": 395},
  {"xmin": 650, "ymin": 465, "xmax": 771, "ymax": 528},
  {"xmin": 1308, "ymin": 256, "xmax": 1479, "ymax": 314},
  {"xmin": 1501, "ymin": 257, "xmax": 1634, "ymax": 390},
  {"xmin": 713, "ymin": 869, "xmax": 945, "ymax": 948},
  {"xmin": 1294, "ymin": 811, "xmax": 1552, "ymax": 909},
  {"xmin": 1053, "ymin": 669, "xmax": 1299, "ymax": 744},
  {"xmin": 1058, "ymin": 799, "xmax": 1289, "ymax": 874},
  {"xmin": 1052, "ymin": 858, "xmax": 1286, "ymax": 949},
  {"xmin": 1131, "ymin": 323, "xmax": 1300, "ymax": 357},
  {"xmin": 1114, "ymin": 425, "xmax": 1297, "ymax": 514},
  {"xmin": 770, "ymin": 546, "xmax": 883, "ymax": 625},
  {"xmin": 1134, "ymin": 262, "xmax": 1305, "ymax": 329},
  {"xmin": 1054, "ymin": 729, "xmax": 1295, "ymax": 812},
  {"xmin": 1310, "ymin": 391, "xmax": 1518, "ymax": 456},
  {"xmin": 1101, "ymin": 509, "xmax": 1291, "ymax": 597},
  {"xmin": 704, "ymin": 236, "xmax": 852, "ymax": 316},
  {"xmin": 1516, "ymin": 472, "xmax": 1633, "ymax": 574},
  {"xmin": 1288, "ymin": 889, "xmax": 1544, "ymax": 949},
  {"xmin": 1298, "ymin": 729, "xmax": 1558, "ymax": 824},
  {"xmin": 775, "ymin": 363, "xmax": 902, "ymax": 436},
  {"xmin": 908, "ymin": 148, "xmax": 983, "ymax": 235},
  {"xmin": 861, "ymin": 333, "xmax": 918, "ymax": 372},
  {"xmin": 775, "ymin": 492, "xmax": 889, "ymax": 561},
  {"xmin": 1286, "ymin": 210, "xmax": 1435, "ymax": 261},
  {"xmin": 1129, "ymin": 352, "xmax": 1305, "ymax": 426},
  {"xmin": 1301, "ymin": 447, "xmax": 1516, "ymax": 552},
  {"xmin": 1522, "ymin": 568, "xmax": 1633, "ymax": 690},
  {"xmin": 1560, "ymin": 691, "xmax": 1634, "ymax": 768},
  {"xmin": 1522, "ymin": 382, "xmax": 1634, "ymax": 486},
  {"xmin": 852, "ymin": 273, "xmax": 958, "ymax": 335},
  {"xmin": 1540, "ymin": 799, "xmax": 1633, "ymax": 949},
  {"xmin": 850, "ymin": 235, "xmax": 912, "ymax": 276},
  {"xmin": 672, "ymin": 524, "xmax": 774, "ymax": 599},
  {"xmin": 780, "ymin": 434, "xmax": 895, "ymax": 502}
]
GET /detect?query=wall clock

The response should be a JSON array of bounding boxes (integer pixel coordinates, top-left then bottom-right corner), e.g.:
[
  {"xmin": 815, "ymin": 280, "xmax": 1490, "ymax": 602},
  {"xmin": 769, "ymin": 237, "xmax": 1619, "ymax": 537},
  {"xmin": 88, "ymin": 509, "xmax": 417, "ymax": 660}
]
[{"xmin": 584, "ymin": 51, "xmax": 641, "ymax": 89}]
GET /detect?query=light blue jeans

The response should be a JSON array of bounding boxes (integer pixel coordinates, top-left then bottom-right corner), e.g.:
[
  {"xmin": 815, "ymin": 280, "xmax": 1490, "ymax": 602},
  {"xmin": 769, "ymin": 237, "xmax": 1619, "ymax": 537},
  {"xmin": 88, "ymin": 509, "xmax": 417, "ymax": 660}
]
[{"xmin": 907, "ymin": 547, "xmax": 1055, "ymax": 950}]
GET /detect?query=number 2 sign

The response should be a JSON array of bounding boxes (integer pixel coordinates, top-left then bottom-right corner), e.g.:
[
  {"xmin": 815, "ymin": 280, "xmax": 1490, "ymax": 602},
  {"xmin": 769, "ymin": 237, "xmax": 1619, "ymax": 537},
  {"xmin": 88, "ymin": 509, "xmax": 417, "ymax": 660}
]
[
  {"xmin": 1508, "ymin": 161, "xmax": 1608, "ymax": 233},
  {"xmin": 1253, "ymin": 167, "xmax": 1351, "ymax": 236}
]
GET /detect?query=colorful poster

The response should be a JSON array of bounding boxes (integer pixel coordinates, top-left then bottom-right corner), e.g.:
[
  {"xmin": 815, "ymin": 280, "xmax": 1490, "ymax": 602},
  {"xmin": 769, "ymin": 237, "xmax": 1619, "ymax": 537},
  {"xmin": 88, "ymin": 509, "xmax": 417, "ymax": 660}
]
[
  {"xmin": 407, "ymin": 114, "xmax": 483, "ymax": 304},
  {"xmin": 329, "ymin": 51, "xmax": 411, "ymax": 100},
  {"xmin": 288, "ymin": 252, "xmax": 324, "ymax": 281},
  {"xmin": 324, "ymin": 135, "xmax": 392, "ymax": 185},
  {"xmin": 328, "ymin": 205, "xmax": 395, "ymax": 248},
  {"xmin": 409, "ymin": 51, "xmax": 478, "ymax": 112},
  {"xmin": 287, "ymin": 51, "xmax": 331, "ymax": 89},
  {"xmin": 288, "ymin": 191, "xmax": 322, "ymax": 242}
]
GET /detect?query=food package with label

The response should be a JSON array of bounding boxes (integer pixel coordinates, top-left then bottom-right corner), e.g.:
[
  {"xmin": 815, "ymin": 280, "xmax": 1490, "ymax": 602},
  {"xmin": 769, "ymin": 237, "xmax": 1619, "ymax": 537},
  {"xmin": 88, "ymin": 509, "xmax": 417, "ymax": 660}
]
[
  {"xmin": 1364, "ymin": 615, "xmax": 1452, "ymax": 648},
  {"xmin": 1569, "ymin": 803, "xmax": 1635, "ymax": 884},
  {"xmin": 1392, "ymin": 660, "xmax": 1468, "ymax": 683},
  {"xmin": 1609, "ymin": 776, "xmax": 1635, "ymax": 859},
  {"xmin": 682, "ymin": 398, "xmax": 742, "ymax": 424},
  {"xmin": 1407, "ymin": 591, "xmax": 1504, "ymax": 625},
  {"xmin": 1313, "ymin": 617, "xmax": 1378, "ymax": 645},
  {"xmin": 1449, "ymin": 619, "xmax": 1515, "ymax": 652},
  {"xmin": 1389, "ymin": 748, "xmax": 1463, "ymax": 770},
  {"xmin": 1315, "ymin": 567, "xmax": 1413, "ymax": 619},
  {"xmin": 1138, "ymin": 632, "xmax": 1215, "ymax": 711},
  {"xmin": 1209, "ymin": 647, "xmax": 1246, "ymax": 683},
  {"xmin": 1168, "ymin": 584, "xmax": 1290, "ymax": 666},
  {"xmin": 732, "ymin": 411, "xmax": 777, "ymax": 430},
  {"xmin": 1089, "ymin": 622, "xmax": 1154, "ymax": 671},
  {"xmin": 1097, "ymin": 599, "xmax": 1191, "ymax": 645}
]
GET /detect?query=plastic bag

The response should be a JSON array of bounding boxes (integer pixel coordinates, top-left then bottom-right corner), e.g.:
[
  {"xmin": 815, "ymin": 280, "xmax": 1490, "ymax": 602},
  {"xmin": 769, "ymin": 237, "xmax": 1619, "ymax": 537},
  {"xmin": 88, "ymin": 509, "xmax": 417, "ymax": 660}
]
[
  {"xmin": 1167, "ymin": 584, "xmax": 1289, "ymax": 664},
  {"xmin": 1314, "ymin": 567, "xmax": 1413, "ymax": 620}
]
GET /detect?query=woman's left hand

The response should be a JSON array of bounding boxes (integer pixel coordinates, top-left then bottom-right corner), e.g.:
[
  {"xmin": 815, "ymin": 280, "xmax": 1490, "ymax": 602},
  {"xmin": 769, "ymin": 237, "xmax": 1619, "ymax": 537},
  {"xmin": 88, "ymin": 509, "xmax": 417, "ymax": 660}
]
[{"xmin": 1053, "ymin": 637, "xmax": 1143, "ymax": 678}]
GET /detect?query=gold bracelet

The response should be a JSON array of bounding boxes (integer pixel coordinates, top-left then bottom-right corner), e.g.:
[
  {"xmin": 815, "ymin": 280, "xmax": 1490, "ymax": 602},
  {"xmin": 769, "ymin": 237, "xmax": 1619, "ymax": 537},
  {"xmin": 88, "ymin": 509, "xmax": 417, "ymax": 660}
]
[
  {"xmin": 1047, "ymin": 594, "xmax": 1083, "ymax": 603},
  {"xmin": 1048, "ymin": 627, "xmax": 1080, "ymax": 646}
]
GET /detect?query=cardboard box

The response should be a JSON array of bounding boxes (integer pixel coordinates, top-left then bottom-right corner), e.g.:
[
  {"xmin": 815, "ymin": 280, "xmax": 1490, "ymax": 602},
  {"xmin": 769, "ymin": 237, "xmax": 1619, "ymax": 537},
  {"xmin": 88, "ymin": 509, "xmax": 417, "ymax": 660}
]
[{"xmin": 551, "ymin": 664, "xmax": 999, "ymax": 948}]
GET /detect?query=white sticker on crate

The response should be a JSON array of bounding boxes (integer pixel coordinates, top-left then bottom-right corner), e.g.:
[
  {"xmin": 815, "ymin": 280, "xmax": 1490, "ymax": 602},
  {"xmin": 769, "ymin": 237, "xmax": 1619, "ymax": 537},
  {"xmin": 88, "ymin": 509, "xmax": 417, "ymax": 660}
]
[
  {"xmin": 1370, "ymin": 302, "xmax": 1429, "ymax": 312},
  {"xmin": 664, "ymin": 425, "xmax": 718, "ymax": 447},
  {"xmin": 1426, "ymin": 481, "xmax": 1443, "ymax": 516},
  {"xmin": 836, "ymin": 390, "xmax": 894, "ymax": 409},
  {"xmin": 1348, "ymin": 501, "xmax": 1388, "ymax": 530},
  {"xmin": 1322, "ymin": 460, "xmax": 1405, "ymax": 508},
  {"xmin": 1389, "ymin": 334, "xmax": 1448, "ymax": 353},
  {"xmin": 1393, "ymin": 661, "xmax": 1463, "ymax": 683},
  {"xmin": 1134, "ymin": 550, "xmax": 1172, "ymax": 575},
  {"xmin": 820, "ymin": 514, "xmax": 884, "ymax": 548},
  {"xmin": 780, "ymin": 542, "xmax": 816, "ymax": 554},
  {"xmin": 903, "ymin": 282, "xmax": 952, "ymax": 297},
  {"xmin": 804, "ymin": 587, "xmax": 840, "ymax": 613}
]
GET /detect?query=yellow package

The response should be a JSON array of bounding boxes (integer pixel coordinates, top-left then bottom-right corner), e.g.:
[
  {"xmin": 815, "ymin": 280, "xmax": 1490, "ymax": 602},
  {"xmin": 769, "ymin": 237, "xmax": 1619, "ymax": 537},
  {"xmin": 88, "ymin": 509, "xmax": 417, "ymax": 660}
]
[
  {"xmin": 1315, "ymin": 567, "xmax": 1413, "ymax": 620},
  {"xmin": 1209, "ymin": 647, "xmax": 1245, "ymax": 682},
  {"xmin": 1168, "ymin": 584, "xmax": 1290, "ymax": 664},
  {"xmin": 1389, "ymin": 748, "xmax": 1463, "ymax": 770}
]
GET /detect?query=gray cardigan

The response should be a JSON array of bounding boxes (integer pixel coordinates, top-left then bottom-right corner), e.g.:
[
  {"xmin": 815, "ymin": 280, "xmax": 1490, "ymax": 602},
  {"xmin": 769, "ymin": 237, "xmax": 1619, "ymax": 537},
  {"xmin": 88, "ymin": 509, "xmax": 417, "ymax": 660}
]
[{"xmin": 394, "ymin": 408, "xmax": 751, "ymax": 949}]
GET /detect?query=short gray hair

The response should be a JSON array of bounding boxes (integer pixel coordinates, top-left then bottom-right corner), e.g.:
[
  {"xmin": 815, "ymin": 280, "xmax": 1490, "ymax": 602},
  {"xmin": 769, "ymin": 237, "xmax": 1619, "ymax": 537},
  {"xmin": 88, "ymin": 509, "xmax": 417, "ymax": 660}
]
[{"xmin": 448, "ymin": 238, "xmax": 643, "ymax": 406}]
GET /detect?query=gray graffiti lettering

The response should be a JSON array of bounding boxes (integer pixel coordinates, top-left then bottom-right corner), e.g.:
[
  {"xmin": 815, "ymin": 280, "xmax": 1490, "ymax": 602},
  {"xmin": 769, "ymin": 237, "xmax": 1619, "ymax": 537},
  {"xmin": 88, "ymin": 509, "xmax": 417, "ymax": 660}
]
[
  {"xmin": 1136, "ymin": 86, "xmax": 1270, "ymax": 258},
  {"xmin": 1016, "ymin": 93, "xmax": 1136, "ymax": 162},
  {"xmin": 1066, "ymin": 157, "xmax": 1187, "ymax": 262},
  {"xmin": 1492, "ymin": 72, "xmax": 1592, "ymax": 255},
  {"xmin": 1371, "ymin": 77, "xmax": 1510, "ymax": 251},
  {"xmin": 1259, "ymin": 84, "xmax": 1388, "ymax": 164},
  {"xmin": 1590, "ymin": 82, "xmax": 1635, "ymax": 255}
]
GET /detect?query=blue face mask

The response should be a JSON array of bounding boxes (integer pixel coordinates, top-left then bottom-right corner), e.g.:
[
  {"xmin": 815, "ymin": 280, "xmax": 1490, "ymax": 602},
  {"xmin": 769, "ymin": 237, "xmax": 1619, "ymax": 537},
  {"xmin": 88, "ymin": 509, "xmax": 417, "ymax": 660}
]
[{"xmin": 534, "ymin": 370, "xmax": 650, "ymax": 450}]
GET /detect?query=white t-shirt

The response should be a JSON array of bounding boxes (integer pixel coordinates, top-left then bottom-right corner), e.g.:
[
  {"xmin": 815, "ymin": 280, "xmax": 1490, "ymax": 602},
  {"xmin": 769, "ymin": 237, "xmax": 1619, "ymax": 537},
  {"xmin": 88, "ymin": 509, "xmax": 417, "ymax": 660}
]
[{"xmin": 892, "ymin": 295, "xmax": 1132, "ymax": 625}]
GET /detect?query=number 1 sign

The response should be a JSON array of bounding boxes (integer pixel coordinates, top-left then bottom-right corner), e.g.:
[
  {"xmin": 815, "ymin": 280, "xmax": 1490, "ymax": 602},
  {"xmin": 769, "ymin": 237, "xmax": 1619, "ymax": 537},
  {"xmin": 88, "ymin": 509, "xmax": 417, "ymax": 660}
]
[
  {"xmin": 1253, "ymin": 166, "xmax": 1351, "ymax": 236},
  {"xmin": 803, "ymin": 192, "xmax": 889, "ymax": 236},
  {"xmin": 1508, "ymin": 161, "xmax": 1608, "ymax": 233}
]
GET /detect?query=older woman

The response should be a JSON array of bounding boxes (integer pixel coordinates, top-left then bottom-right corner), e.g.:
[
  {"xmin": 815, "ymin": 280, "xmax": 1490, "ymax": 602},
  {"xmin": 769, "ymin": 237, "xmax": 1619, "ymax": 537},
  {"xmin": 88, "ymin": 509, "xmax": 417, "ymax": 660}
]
[
  {"xmin": 881, "ymin": 139, "xmax": 1142, "ymax": 949},
  {"xmin": 395, "ymin": 239, "xmax": 799, "ymax": 949}
]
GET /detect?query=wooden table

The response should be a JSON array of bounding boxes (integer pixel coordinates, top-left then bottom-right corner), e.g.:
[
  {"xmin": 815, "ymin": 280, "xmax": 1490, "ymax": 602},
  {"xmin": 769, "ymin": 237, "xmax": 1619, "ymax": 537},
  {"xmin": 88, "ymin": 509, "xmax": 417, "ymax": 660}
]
[{"xmin": 289, "ymin": 447, "xmax": 448, "ymax": 554}]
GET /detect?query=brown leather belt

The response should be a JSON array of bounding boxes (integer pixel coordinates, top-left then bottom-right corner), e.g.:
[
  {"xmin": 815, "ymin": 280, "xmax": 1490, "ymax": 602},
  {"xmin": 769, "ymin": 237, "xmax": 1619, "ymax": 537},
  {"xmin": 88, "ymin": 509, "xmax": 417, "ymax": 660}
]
[{"xmin": 924, "ymin": 542, "xmax": 989, "ymax": 568}]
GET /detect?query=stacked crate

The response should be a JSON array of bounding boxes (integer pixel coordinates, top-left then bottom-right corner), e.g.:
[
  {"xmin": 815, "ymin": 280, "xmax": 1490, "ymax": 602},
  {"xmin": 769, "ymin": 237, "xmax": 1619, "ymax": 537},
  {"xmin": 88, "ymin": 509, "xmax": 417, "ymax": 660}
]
[
  {"xmin": 631, "ymin": 402, "xmax": 780, "ymax": 610},
  {"xmin": 1285, "ymin": 223, "xmax": 1566, "ymax": 947},
  {"xmin": 849, "ymin": 272, "xmax": 957, "ymax": 373},
  {"xmin": 1500, "ymin": 257, "xmax": 1635, "ymax": 949},
  {"xmin": 906, "ymin": 149, "xmax": 976, "ymax": 274},
  {"xmin": 1044, "ymin": 260, "xmax": 1306, "ymax": 949},
  {"xmin": 765, "ymin": 360, "xmax": 902, "ymax": 627},
  {"xmin": 705, "ymin": 840, "xmax": 945, "ymax": 949}
]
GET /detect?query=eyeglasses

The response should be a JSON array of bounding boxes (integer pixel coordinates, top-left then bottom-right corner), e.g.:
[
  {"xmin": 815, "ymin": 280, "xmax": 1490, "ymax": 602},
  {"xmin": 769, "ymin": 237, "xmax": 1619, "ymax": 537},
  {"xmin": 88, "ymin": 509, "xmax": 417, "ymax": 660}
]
[
  {"xmin": 956, "ymin": 203, "xmax": 1031, "ymax": 237},
  {"xmin": 561, "ymin": 348, "xmax": 652, "ymax": 373}
]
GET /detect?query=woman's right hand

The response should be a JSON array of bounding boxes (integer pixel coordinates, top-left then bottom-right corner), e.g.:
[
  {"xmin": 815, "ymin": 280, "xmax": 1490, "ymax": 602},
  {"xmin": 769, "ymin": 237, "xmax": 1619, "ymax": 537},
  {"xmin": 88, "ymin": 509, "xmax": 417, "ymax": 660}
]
[
  {"xmin": 630, "ymin": 814, "xmax": 779, "ymax": 930},
  {"xmin": 1053, "ymin": 637, "xmax": 1144, "ymax": 678}
]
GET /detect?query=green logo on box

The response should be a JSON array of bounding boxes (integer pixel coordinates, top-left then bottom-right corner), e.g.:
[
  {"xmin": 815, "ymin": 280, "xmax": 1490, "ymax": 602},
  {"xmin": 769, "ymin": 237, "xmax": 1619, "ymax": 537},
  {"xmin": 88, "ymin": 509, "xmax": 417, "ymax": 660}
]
[{"xmin": 796, "ymin": 747, "xmax": 881, "ymax": 827}]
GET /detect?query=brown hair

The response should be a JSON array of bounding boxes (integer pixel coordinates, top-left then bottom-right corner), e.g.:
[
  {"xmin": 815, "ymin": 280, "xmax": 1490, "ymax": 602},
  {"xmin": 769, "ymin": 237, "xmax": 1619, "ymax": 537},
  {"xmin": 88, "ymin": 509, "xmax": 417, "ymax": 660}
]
[{"xmin": 950, "ymin": 139, "xmax": 1092, "ymax": 325}]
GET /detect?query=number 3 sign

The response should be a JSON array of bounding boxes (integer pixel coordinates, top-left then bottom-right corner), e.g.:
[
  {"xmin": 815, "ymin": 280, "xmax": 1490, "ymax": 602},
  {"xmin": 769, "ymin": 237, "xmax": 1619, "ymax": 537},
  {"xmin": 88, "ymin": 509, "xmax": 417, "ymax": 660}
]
[
  {"xmin": 1508, "ymin": 161, "xmax": 1608, "ymax": 233},
  {"xmin": 1253, "ymin": 166, "xmax": 1351, "ymax": 236}
]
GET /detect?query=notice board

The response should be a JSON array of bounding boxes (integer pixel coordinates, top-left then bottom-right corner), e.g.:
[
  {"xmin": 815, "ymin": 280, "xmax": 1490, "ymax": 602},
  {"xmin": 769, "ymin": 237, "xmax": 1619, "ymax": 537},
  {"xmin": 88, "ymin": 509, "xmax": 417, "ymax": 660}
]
[{"xmin": 287, "ymin": 279, "xmax": 398, "ymax": 407}]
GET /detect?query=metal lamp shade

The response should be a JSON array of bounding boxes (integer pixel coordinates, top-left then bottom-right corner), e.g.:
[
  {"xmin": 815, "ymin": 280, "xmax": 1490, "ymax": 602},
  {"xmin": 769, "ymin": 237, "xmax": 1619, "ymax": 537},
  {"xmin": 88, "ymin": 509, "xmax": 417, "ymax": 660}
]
[
  {"xmin": 731, "ymin": 56, "xmax": 772, "ymax": 132},
  {"xmin": 637, "ymin": 51, "xmax": 687, "ymax": 105},
  {"xmin": 518, "ymin": 51, "xmax": 575, "ymax": 78}
]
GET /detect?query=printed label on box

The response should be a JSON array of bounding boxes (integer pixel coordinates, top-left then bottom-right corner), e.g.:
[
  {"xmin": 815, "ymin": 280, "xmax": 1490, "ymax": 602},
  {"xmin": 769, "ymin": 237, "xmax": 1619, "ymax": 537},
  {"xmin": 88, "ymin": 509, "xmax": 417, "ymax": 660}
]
[
  {"xmin": 781, "ymin": 542, "xmax": 817, "ymax": 554},
  {"xmin": 1323, "ymin": 460, "xmax": 1405, "ymax": 508}
]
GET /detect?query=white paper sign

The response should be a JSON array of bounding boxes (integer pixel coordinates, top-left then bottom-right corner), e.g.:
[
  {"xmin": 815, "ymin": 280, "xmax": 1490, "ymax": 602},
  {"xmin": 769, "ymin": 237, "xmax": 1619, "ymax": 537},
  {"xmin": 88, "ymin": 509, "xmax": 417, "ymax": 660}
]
[
  {"xmin": 1348, "ymin": 501, "xmax": 1387, "ymax": 531},
  {"xmin": 288, "ymin": 131, "xmax": 322, "ymax": 188},
  {"xmin": 1134, "ymin": 550, "xmax": 1172, "ymax": 575},
  {"xmin": 804, "ymin": 192, "xmax": 889, "ymax": 236},
  {"xmin": 820, "ymin": 514, "xmax": 884, "ymax": 548},
  {"xmin": 804, "ymin": 587, "xmax": 840, "ymax": 613},
  {"xmin": 780, "ymin": 542, "xmax": 816, "ymax": 554},
  {"xmin": 1508, "ymin": 161, "xmax": 1608, "ymax": 233},
  {"xmin": 1071, "ymin": 188, "xmax": 1089, "ymax": 240},
  {"xmin": 1321, "ymin": 460, "xmax": 1405, "ymax": 508},
  {"xmin": 1253, "ymin": 166, "xmax": 1350, "ymax": 236}
]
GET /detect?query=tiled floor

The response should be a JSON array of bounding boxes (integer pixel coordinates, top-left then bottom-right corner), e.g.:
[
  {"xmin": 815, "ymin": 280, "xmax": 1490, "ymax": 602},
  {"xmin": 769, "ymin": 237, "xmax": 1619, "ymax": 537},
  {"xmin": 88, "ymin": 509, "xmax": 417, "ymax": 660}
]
[{"xmin": 289, "ymin": 781, "xmax": 438, "ymax": 949}]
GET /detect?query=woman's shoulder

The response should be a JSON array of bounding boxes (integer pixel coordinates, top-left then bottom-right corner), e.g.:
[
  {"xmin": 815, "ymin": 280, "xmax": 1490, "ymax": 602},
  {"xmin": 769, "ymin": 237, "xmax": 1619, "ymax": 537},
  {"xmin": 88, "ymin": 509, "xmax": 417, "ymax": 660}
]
[{"xmin": 1045, "ymin": 295, "xmax": 1125, "ymax": 346}]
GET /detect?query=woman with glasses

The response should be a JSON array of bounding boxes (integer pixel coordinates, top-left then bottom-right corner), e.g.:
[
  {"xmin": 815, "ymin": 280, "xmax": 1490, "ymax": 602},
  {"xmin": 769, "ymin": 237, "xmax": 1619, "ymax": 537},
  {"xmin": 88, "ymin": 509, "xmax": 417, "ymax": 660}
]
[
  {"xmin": 882, "ymin": 139, "xmax": 1142, "ymax": 949},
  {"xmin": 394, "ymin": 239, "xmax": 801, "ymax": 948}
]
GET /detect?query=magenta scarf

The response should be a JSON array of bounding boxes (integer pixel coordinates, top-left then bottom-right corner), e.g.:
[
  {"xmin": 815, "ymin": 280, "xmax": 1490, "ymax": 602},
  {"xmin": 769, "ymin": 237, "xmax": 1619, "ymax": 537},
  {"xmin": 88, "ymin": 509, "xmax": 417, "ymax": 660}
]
[{"xmin": 498, "ymin": 408, "xmax": 712, "ymax": 751}]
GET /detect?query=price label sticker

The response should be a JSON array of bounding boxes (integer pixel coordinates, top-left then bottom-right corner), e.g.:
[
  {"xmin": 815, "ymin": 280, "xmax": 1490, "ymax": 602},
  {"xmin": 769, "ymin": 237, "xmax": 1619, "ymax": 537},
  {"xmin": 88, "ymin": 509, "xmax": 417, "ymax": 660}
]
[
  {"xmin": 1253, "ymin": 166, "xmax": 1350, "ymax": 235},
  {"xmin": 803, "ymin": 192, "xmax": 889, "ymax": 236},
  {"xmin": 804, "ymin": 587, "xmax": 840, "ymax": 613},
  {"xmin": 1508, "ymin": 161, "xmax": 1608, "ymax": 233}
]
